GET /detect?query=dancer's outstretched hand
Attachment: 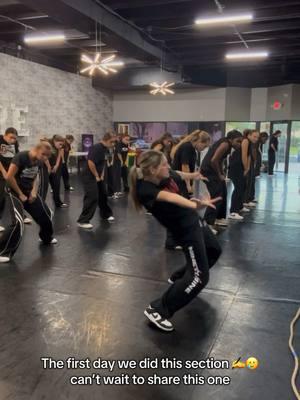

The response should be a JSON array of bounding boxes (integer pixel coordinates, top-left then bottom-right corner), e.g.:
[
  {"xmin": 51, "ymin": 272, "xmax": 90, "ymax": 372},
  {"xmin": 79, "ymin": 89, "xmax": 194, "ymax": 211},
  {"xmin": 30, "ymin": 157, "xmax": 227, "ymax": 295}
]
[
  {"xmin": 191, "ymin": 196, "xmax": 222, "ymax": 210},
  {"xmin": 190, "ymin": 171, "xmax": 209, "ymax": 182}
]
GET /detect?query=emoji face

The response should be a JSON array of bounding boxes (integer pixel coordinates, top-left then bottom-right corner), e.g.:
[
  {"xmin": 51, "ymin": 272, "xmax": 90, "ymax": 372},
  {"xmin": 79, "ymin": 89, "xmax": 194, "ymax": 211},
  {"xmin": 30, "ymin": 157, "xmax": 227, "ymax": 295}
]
[{"xmin": 246, "ymin": 357, "xmax": 259, "ymax": 370}]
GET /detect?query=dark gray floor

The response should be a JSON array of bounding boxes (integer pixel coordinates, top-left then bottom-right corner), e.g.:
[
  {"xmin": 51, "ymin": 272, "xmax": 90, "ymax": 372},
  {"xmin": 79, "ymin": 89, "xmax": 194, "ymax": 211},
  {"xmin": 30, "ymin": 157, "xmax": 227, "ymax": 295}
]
[{"xmin": 0, "ymin": 173, "xmax": 299, "ymax": 400}]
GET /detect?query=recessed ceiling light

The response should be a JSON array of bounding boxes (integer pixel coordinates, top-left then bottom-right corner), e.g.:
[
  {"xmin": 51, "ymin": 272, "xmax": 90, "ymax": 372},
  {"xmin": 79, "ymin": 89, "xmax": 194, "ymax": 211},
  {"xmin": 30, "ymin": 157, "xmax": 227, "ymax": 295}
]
[
  {"xmin": 225, "ymin": 51, "xmax": 269, "ymax": 60},
  {"xmin": 195, "ymin": 14, "xmax": 253, "ymax": 26},
  {"xmin": 24, "ymin": 33, "xmax": 66, "ymax": 44}
]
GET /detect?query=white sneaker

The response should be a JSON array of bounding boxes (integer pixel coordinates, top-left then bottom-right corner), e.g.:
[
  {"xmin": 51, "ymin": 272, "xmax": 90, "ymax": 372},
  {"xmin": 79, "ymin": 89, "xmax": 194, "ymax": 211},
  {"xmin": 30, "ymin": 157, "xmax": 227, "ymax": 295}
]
[
  {"xmin": 244, "ymin": 202, "xmax": 256, "ymax": 208},
  {"xmin": 39, "ymin": 238, "xmax": 58, "ymax": 244},
  {"xmin": 256, "ymin": 176, "xmax": 261, "ymax": 179},
  {"xmin": 175, "ymin": 245, "xmax": 183, "ymax": 250},
  {"xmin": 0, "ymin": 256, "xmax": 10, "ymax": 263},
  {"xmin": 229, "ymin": 213, "xmax": 244, "ymax": 221},
  {"xmin": 0, "ymin": 226, "xmax": 5, "ymax": 232},
  {"xmin": 240, "ymin": 207, "xmax": 250, "ymax": 213},
  {"xmin": 77, "ymin": 223, "xmax": 93, "ymax": 229},
  {"xmin": 23, "ymin": 217, "xmax": 32, "ymax": 224},
  {"xmin": 215, "ymin": 218, "xmax": 229, "ymax": 227},
  {"xmin": 69, "ymin": 187, "xmax": 75, "ymax": 191},
  {"xmin": 107, "ymin": 216, "xmax": 115, "ymax": 222},
  {"xmin": 208, "ymin": 225, "xmax": 218, "ymax": 235},
  {"xmin": 144, "ymin": 305, "xmax": 174, "ymax": 332}
]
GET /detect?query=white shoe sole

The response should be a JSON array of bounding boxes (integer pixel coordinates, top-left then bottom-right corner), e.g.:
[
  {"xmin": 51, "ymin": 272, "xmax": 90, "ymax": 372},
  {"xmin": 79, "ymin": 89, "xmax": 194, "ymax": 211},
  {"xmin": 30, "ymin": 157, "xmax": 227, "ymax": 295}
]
[
  {"xmin": 77, "ymin": 224, "xmax": 93, "ymax": 229},
  {"xmin": 144, "ymin": 310, "xmax": 174, "ymax": 332}
]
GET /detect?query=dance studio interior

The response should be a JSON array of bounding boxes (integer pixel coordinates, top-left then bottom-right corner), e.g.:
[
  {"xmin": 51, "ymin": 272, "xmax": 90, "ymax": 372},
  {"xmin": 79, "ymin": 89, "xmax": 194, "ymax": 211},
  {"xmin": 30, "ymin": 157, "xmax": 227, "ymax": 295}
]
[{"xmin": 0, "ymin": 0, "xmax": 300, "ymax": 399}]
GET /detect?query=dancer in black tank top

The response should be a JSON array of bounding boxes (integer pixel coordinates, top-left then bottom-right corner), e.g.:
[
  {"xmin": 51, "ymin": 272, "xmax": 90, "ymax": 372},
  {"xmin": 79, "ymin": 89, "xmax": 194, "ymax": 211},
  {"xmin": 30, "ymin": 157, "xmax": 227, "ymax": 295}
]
[{"xmin": 201, "ymin": 131, "xmax": 243, "ymax": 230}]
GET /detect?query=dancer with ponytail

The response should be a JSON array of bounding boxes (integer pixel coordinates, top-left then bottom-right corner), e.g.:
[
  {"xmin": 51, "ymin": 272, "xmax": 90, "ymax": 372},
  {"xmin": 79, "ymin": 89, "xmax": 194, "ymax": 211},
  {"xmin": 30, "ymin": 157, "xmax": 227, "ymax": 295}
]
[{"xmin": 130, "ymin": 150, "xmax": 222, "ymax": 332}]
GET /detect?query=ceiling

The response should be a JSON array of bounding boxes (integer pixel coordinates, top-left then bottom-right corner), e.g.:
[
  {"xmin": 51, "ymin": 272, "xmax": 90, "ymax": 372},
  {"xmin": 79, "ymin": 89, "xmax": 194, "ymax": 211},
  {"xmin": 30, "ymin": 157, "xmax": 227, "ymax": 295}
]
[{"xmin": 1, "ymin": 0, "xmax": 300, "ymax": 87}]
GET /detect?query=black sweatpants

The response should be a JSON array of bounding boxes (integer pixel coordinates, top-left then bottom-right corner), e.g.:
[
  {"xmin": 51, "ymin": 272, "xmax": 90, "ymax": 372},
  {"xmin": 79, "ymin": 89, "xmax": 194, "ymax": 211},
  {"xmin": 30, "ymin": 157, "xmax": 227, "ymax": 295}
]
[
  {"xmin": 268, "ymin": 150, "xmax": 276, "ymax": 175},
  {"xmin": 0, "ymin": 191, "xmax": 53, "ymax": 258},
  {"xmin": 49, "ymin": 165, "xmax": 63, "ymax": 207},
  {"xmin": 38, "ymin": 164, "xmax": 50, "ymax": 202},
  {"xmin": 61, "ymin": 162, "xmax": 71, "ymax": 190},
  {"xmin": 77, "ymin": 175, "xmax": 113, "ymax": 223},
  {"xmin": 244, "ymin": 162, "xmax": 255, "ymax": 203},
  {"xmin": 204, "ymin": 177, "xmax": 227, "ymax": 225},
  {"xmin": 151, "ymin": 222, "xmax": 222, "ymax": 318},
  {"xmin": 121, "ymin": 165, "xmax": 129, "ymax": 191},
  {"xmin": 230, "ymin": 172, "xmax": 246, "ymax": 213},
  {"xmin": 0, "ymin": 179, "xmax": 6, "ymax": 219}
]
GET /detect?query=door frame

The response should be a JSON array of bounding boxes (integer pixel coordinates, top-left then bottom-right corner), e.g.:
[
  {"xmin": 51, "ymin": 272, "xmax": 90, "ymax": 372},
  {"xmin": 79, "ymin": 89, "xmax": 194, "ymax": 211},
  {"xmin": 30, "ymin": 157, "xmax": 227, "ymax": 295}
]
[{"xmin": 270, "ymin": 120, "xmax": 291, "ymax": 174}]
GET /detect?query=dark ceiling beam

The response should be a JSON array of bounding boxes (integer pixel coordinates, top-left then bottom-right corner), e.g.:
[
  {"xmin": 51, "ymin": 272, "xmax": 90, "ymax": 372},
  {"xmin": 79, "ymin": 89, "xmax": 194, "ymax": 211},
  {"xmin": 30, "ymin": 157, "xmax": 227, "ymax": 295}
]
[
  {"xmin": 18, "ymin": 0, "xmax": 177, "ymax": 65},
  {"xmin": 151, "ymin": 21, "xmax": 300, "ymax": 41},
  {"xmin": 108, "ymin": 0, "xmax": 195, "ymax": 10},
  {"xmin": 169, "ymin": 34, "xmax": 300, "ymax": 51},
  {"xmin": 128, "ymin": 7, "xmax": 300, "ymax": 24},
  {"xmin": 41, "ymin": 47, "xmax": 116, "ymax": 56}
]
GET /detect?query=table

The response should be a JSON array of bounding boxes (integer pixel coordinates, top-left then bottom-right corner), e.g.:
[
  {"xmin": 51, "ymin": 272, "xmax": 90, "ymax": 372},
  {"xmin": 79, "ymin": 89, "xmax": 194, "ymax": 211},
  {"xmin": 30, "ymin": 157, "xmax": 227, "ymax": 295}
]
[{"xmin": 69, "ymin": 152, "xmax": 88, "ymax": 174}]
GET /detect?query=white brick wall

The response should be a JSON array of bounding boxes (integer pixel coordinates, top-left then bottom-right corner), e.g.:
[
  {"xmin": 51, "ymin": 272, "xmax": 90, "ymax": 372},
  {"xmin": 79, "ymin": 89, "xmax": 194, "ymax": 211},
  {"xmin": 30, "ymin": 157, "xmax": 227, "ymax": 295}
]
[{"xmin": 0, "ymin": 53, "xmax": 113, "ymax": 149}]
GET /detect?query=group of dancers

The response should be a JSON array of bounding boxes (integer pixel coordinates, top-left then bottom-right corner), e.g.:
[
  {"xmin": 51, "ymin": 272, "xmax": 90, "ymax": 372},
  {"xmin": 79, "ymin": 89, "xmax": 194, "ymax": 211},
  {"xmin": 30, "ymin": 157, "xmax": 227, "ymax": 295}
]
[{"xmin": 0, "ymin": 126, "xmax": 280, "ymax": 332}]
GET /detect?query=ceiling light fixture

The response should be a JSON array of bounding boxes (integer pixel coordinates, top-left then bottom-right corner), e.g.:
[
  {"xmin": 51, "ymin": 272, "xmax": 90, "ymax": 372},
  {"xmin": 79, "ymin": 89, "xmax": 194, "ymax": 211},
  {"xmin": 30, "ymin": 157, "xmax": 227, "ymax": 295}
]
[
  {"xmin": 80, "ymin": 53, "xmax": 124, "ymax": 76},
  {"xmin": 150, "ymin": 81, "xmax": 175, "ymax": 95},
  {"xmin": 195, "ymin": 13, "xmax": 253, "ymax": 26},
  {"xmin": 24, "ymin": 33, "xmax": 65, "ymax": 44},
  {"xmin": 80, "ymin": 20, "xmax": 124, "ymax": 77},
  {"xmin": 225, "ymin": 51, "xmax": 269, "ymax": 60}
]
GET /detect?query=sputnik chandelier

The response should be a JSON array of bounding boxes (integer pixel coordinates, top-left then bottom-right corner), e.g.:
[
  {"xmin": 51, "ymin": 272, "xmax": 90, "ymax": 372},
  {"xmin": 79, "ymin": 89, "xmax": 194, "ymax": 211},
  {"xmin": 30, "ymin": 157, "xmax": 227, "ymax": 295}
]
[
  {"xmin": 149, "ymin": 47, "xmax": 176, "ymax": 95},
  {"xmin": 150, "ymin": 81, "xmax": 175, "ymax": 95},
  {"xmin": 80, "ymin": 53, "xmax": 124, "ymax": 76},
  {"xmin": 80, "ymin": 20, "xmax": 124, "ymax": 77}
]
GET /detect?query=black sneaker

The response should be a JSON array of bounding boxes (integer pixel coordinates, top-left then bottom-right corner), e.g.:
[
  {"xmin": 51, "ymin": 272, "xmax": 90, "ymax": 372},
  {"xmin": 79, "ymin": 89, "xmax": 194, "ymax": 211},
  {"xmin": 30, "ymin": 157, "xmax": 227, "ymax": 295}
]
[{"xmin": 144, "ymin": 305, "xmax": 174, "ymax": 332}]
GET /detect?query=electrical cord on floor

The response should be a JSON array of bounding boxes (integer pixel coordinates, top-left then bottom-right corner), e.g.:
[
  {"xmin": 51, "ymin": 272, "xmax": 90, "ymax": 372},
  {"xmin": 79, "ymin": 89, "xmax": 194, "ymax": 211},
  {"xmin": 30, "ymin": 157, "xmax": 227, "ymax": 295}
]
[{"xmin": 289, "ymin": 307, "xmax": 300, "ymax": 399}]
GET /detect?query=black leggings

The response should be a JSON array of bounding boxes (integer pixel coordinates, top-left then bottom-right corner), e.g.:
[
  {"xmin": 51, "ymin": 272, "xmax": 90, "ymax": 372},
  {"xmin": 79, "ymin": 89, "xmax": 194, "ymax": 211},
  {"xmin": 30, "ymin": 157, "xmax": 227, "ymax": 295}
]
[
  {"xmin": 61, "ymin": 163, "xmax": 71, "ymax": 190},
  {"xmin": 204, "ymin": 177, "xmax": 227, "ymax": 225},
  {"xmin": 0, "ymin": 191, "xmax": 54, "ymax": 258},
  {"xmin": 268, "ymin": 150, "xmax": 276, "ymax": 175},
  {"xmin": 151, "ymin": 222, "xmax": 222, "ymax": 318},
  {"xmin": 121, "ymin": 165, "xmax": 129, "ymax": 191},
  {"xmin": 244, "ymin": 162, "xmax": 255, "ymax": 203},
  {"xmin": 230, "ymin": 172, "xmax": 246, "ymax": 213}
]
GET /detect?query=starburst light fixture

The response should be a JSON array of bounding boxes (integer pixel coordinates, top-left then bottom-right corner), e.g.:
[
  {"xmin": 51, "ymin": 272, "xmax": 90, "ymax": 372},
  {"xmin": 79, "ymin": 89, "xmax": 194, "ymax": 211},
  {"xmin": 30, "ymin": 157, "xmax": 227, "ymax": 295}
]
[
  {"xmin": 149, "ymin": 81, "xmax": 175, "ymax": 95},
  {"xmin": 80, "ymin": 53, "xmax": 124, "ymax": 76}
]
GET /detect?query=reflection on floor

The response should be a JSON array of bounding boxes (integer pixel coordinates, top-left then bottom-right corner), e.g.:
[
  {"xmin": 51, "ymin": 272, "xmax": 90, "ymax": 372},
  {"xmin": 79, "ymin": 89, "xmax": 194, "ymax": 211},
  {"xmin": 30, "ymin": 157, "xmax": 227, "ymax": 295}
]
[{"xmin": 0, "ymin": 173, "xmax": 299, "ymax": 400}]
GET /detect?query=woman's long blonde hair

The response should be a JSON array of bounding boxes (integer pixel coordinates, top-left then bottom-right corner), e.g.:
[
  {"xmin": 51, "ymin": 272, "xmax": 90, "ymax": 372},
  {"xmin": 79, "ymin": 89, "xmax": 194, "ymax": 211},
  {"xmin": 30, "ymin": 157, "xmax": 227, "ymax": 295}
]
[
  {"xmin": 170, "ymin": 130, "xmax": 210, "ymax": 160},
  {"xmin": 130, "ymin": 150, "xmax": 165, "ymax": 211}
]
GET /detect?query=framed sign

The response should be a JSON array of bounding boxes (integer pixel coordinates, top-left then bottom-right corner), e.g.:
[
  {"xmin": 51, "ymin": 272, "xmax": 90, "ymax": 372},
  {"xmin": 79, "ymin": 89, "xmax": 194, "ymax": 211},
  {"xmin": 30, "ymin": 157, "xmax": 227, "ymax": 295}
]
[{"xmin": 82, "ymin": 134, "xmax": 94, "ymax": 152}]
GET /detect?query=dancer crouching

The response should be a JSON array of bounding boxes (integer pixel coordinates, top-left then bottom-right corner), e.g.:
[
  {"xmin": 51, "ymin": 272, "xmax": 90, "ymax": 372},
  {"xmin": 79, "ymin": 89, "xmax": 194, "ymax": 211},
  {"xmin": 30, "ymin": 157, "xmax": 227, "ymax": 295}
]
[
  {"xmin": 130, "ymin": 150, "xmax": 222, "ymax": 332},
  {"xmin": 0, "ymin": 142, "xmax": 57, "ymax": 263}
]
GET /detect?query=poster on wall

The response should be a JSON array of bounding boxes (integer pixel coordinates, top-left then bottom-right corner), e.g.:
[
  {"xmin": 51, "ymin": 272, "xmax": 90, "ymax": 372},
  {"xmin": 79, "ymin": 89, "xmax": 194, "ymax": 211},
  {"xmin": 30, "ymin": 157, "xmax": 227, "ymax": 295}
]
[
  {"xmin": 199, "ymin": 122, "xmax": 225, "ymax": 143},
  {"xmin": 166, "ymin": 122, "xmax": 188, "ymax": 138},
  {"xmin": 82, "ymin": 134, "xmax": 94, "ymax": 152}
]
